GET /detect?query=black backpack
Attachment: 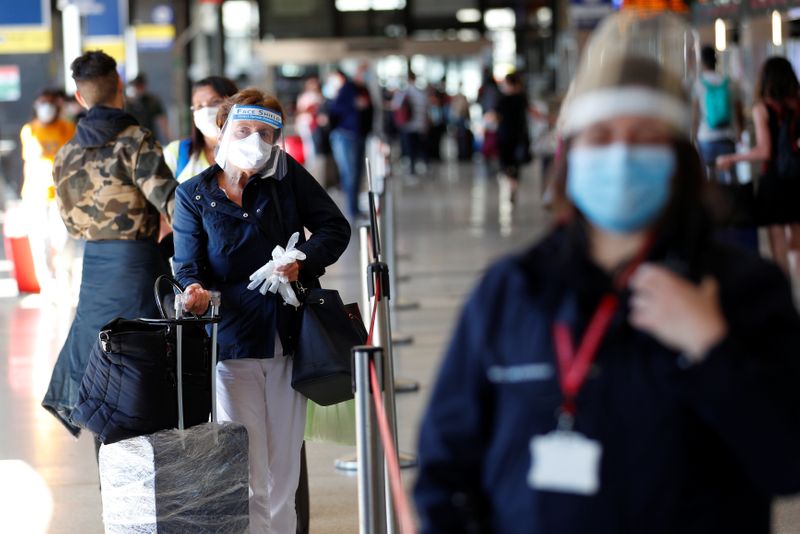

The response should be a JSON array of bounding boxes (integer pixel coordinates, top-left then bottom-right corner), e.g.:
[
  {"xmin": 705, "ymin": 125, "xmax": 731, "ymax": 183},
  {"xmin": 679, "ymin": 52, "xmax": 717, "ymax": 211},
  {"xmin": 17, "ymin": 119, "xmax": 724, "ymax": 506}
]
[{"xmin": 773, "ymin": 104, "xmax": 800, "ymax": 180}]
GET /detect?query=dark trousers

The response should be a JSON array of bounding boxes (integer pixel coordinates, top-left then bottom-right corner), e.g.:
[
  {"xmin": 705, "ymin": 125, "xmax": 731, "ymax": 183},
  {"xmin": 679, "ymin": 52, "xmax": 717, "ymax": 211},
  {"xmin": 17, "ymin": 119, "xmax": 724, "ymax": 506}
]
[{"xmin": 401, "ymin": 130, "xmax": 425, "ymax": 174}]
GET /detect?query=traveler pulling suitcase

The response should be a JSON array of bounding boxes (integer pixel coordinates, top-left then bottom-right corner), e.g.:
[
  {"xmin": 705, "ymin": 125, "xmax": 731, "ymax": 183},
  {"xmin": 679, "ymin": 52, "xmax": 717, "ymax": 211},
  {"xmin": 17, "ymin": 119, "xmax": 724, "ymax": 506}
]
[{"xmin": 97, "ymin": 285, "xmax": 249, "ymax": 533}]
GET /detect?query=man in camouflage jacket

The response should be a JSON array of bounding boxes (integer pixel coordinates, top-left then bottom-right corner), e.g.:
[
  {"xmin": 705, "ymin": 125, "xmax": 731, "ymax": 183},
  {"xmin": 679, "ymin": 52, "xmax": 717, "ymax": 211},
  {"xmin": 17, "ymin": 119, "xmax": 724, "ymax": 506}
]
[{"xmin": 43, "ymin": 50, "xmax": 178, "ymax": 435}]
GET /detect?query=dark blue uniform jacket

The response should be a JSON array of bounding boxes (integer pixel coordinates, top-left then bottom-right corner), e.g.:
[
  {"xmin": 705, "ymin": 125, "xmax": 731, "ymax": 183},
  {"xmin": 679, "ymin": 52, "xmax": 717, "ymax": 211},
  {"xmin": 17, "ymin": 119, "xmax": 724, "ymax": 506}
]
[
  {"xmin": 172, "ymin": 157, "xmax": 350, "ymax": 360},
  {"xmin": 415, "ymin": 226, "xmax": 800, "ymax": 534}
]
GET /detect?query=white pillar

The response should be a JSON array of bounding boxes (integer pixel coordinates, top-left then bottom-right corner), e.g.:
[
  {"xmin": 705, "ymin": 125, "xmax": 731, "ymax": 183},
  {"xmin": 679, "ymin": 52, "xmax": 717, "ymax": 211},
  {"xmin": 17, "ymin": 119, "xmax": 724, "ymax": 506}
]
[{"xmin": 62, "ymin": 3, "xmax": 82, "ymax": 95}]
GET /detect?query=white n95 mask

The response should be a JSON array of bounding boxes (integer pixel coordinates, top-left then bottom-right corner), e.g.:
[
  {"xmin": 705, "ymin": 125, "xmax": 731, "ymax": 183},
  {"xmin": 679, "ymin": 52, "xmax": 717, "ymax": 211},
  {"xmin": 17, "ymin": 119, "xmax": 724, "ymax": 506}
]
[
  {"xmin": 36, "ymin": 103, "xmax": 57, "ymax": 124},
  {"xmin": 193, "ymin": 107, "xmax": 220, "ymax": 138},
  {"xmin": 226, "ymin": 132, "xmax": 274, "ymax": 171}
]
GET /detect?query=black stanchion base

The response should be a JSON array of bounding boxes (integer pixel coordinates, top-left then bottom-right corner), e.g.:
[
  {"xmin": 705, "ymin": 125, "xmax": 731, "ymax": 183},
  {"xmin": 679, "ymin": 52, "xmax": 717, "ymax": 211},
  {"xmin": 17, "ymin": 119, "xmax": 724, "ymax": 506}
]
[
  {"xmin": 394, "ymin": 378, "xmax": 420, "ymax": 394},
  {"xmin": 395, "ymin": 300, "xmax": 420, "ymax": 311},
  {"xmin": 392, "ymin": 333, "xmax": 414, "ymax": 346},
  {"xmin": 334, "ymin": 452, "xmax": 418, "ymax": 472}
]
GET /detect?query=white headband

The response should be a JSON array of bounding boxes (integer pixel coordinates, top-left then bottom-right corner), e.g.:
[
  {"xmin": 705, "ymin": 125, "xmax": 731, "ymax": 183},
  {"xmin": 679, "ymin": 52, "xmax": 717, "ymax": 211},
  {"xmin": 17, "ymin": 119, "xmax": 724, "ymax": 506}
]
[{"xmin": 560, "ymin": 87, "xmax": 691, "ymax": 137}]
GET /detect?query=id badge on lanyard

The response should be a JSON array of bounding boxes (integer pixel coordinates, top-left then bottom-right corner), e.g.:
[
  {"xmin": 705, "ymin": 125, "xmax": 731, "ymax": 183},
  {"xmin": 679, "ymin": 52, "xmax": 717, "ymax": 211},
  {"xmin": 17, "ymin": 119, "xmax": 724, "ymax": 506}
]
[
  {"xmin": 527, "ymin": 294, "xmax": 620, "ymax": 496},
  {"xmin": 527, "ymin": 237, "xmax": 650, "ymax": 496}
]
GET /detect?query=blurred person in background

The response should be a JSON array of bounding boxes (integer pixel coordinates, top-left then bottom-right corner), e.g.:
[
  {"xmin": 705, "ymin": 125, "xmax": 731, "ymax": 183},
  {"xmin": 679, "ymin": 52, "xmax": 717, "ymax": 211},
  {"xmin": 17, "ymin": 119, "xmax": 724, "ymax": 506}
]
[
  {"xmin": 19, "ymin": 88, "xmax": 76, "ymax": 293},
  {"xmin": 126, "ymin": 72, "xmax": 171, "ymax": 143},
  {"xmin": 157, "ymin": 76, "xmax": 238, "ymax": 256},
  {"xmin": 478, "ymin": 67, "xmax": 501, "ymax": 167},
  {"xmin": 42, "ymin": 51, "xmax": 176, "ymax": 438},
  {"xmin": 415, "ymin": 13, "xmax": 800, "ymax": 534},
  {"xmin": 327, "ymin": 69, "xmax": 369, "ymax": 219},
  {"xmin": 164, "ymin": 76, "xmax": 238, "ymax": 183},
  {"xmin": 173, "ymin": 88, "xmax": 350, "ymax": 533},
  {"xmin": 718, "ymin": 56, "xmax": 800, "ymax": 282},
  {"xmin": 496, "ymin": 72, "xmax": 532, "ymax": 203},
  {"xmin": 694, "ymin": 45, "xmax": 744, "ymax": 183},
  {"xmin": 426, "ymin": 84, "xmax": 447, "ymax": 162},
  {"xmin": 448, "ymin": 87, "xmax": 474, "ymax": 161},
  {"xmin": 296, "ymin": 76, "xmax": 324, "ymax": 175},
  {"xmin": 392, "ymin": 71, "xmax": 429, "ymax": 178}
]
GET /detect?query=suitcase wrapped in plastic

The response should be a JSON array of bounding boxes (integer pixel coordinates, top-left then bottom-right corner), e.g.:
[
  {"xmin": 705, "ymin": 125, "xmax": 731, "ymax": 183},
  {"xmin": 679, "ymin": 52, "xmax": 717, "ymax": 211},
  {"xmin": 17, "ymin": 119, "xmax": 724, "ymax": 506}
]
[
  {"xmin": 99, "ymin": 422, "xmax": 249, "ymax": 533},
  {"xmin": 92, "ymin": 277, "xmax": 250, "ymax": 533}
]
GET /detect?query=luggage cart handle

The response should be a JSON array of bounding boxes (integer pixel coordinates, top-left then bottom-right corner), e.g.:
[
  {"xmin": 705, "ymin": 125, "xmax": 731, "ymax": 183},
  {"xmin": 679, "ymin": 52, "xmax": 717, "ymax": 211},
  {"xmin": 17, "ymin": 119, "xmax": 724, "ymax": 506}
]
[{"xmin": 173, "ymin": 290, "xmax": 222, "ymax": 430}]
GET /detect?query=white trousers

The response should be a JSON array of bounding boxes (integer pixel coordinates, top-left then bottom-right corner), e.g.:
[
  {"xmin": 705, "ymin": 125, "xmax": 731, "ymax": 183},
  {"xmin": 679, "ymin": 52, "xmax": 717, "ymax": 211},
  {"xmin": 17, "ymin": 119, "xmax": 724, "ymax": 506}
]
[{"xmin": 216, "ymin": 357, "xmax": 307, "ymax": 534}]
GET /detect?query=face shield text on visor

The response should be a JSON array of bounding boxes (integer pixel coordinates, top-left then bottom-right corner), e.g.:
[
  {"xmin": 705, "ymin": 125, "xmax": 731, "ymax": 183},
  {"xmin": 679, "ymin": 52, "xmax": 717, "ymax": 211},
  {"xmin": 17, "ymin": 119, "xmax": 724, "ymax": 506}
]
[{"xmin": 215, "ymin": 104, "xmax": 288, "ymax": 181}]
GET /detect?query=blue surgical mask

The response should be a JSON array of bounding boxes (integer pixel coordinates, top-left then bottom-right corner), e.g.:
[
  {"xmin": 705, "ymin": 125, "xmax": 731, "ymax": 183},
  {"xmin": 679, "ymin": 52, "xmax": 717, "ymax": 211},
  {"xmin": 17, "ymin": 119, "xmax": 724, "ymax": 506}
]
[{"xmin": 567, "ymin": 143, "xmax": 675, "ymax": 234}]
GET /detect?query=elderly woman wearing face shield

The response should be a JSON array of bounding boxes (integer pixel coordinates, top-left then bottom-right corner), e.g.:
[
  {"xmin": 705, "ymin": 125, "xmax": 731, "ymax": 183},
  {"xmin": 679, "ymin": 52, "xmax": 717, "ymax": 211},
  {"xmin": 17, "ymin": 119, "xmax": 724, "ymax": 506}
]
[
  {"xmin": 414, "ymin": 13, "xmax": 800, "ymax": 534},
  {"xmin": 172, "ymin": 88, "xmax": 350, "ymax": 533}
]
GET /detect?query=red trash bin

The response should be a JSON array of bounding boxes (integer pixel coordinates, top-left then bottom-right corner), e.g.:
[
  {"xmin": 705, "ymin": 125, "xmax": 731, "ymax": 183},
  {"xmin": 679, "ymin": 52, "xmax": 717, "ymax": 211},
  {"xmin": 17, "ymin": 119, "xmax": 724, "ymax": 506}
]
[{"xmin": 3, "ymin": 203, "xmax": 40, "ymax": 294}]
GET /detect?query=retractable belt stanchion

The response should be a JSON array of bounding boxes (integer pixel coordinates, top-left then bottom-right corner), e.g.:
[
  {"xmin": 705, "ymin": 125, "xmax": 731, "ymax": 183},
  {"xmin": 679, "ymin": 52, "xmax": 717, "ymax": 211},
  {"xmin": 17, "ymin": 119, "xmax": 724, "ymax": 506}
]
[
  {"xmin": 369, "ymin": 151, "xmax": 419, "ymax": 392},
  {"xmin": 376, "ymin": 139, "xmax": 418, "ymax": 349},
  {"xmin": 353, "ymin": 346, "xmax": 388, "ymax": 534},
  {"xmin": 336, "ymin": 160, "xmax": 418, "ymax": 475}
]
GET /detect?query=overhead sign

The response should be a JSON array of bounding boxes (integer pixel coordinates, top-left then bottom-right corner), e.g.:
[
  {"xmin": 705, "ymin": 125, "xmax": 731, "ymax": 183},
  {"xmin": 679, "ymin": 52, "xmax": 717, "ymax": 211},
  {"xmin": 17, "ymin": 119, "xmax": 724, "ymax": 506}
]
[
  {"xmin": 83, "ymin": 0, "xmax": 127, "ymax": 64},
  {"xmin": 0, "ymin": 65, "xmax": 21, "ymax": 101},
  {"xmin": 135, "ymin": 24, "xmax": 175, "ymax": 51},
  {"xmin": 0, "ymin": 0, "xmax": 52, "ymax": 54},
  {"xmin": 571, "ymin": 0, "xmax": 614, "ymax": 29}
]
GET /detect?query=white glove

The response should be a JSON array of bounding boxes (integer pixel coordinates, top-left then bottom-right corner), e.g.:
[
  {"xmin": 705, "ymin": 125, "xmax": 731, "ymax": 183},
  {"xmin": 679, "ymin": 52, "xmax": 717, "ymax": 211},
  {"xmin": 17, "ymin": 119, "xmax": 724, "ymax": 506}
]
[{"xmin": 247, "ymin": 232, "xmax": 307, "ymax": 307}]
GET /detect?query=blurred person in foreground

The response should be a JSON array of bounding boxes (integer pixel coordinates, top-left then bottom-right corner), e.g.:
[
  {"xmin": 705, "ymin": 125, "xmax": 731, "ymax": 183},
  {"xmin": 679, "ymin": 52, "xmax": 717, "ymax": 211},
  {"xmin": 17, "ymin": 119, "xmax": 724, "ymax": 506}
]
[
  {"xmin": 42, "ymin": 51, "xmax": 177, "ymax": 435},
  {"xmin": 718, "ymin": 56, "xmax": 800, "ymax": 281},
  {"xmin": 172, "ymin": 88, "xmax": 350, "ymax": 533},
  {"xmin": 415, "ymin": 12, "xmax": 800, "ymax": 534},
  {"xmin": 19, "ymin": 88, "xmax": 76, "ymax": 291},
  {"xmin": 164, "ymin": 76, "xmax": 238, "ymax": 183}
]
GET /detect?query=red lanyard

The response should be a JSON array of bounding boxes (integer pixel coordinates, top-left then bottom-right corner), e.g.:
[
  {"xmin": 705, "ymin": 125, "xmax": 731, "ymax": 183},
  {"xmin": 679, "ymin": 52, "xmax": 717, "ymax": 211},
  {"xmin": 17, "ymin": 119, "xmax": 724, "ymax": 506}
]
[
  {"xmin": 552, "ymin": 294, "xmax": 619, "ymax": 416},
  {"xmin": 551, "ymin": 237, "xmax": 652, "ymax": 418}
]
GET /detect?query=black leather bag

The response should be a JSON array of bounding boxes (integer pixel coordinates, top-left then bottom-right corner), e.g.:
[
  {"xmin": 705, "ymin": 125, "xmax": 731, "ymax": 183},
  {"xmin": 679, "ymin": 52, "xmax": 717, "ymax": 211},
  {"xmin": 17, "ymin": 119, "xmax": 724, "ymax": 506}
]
[
  {"xmin": 71, "ymin": 276, "xmax": 213, "ymax": 444},
  {"xmin": 267, "ymin": 180, "xmax": 366, "ymax": 405},
  {"xmin": 710, "ymin": 181, "xmax": 757, "ymax": 227},
  {"xmin": 291, "ymin": 287, "xmax": 368, "ymax": 406}
]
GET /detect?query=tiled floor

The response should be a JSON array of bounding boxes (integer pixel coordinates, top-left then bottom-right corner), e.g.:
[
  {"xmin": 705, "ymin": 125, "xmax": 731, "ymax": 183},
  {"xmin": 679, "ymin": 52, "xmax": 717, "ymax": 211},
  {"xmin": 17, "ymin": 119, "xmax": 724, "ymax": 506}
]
[{"xmin": 1, "ymin": 159, "xmax": 799, "ymax": 533}]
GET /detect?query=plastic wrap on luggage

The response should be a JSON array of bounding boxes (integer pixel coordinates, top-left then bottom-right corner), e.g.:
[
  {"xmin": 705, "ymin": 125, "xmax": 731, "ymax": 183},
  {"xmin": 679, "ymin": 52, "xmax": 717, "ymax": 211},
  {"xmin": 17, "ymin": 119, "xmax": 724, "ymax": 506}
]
[{"xmin": 99, "ymin": 422, "xmax": 249, "ymax": 533}]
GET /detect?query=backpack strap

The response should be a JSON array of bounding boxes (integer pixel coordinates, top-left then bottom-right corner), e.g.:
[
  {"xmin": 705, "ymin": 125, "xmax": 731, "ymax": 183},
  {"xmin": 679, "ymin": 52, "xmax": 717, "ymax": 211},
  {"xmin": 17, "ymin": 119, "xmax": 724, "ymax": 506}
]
[{"xmin": 176, "ymin": 138, "xmax": 192, "ymax": 178}]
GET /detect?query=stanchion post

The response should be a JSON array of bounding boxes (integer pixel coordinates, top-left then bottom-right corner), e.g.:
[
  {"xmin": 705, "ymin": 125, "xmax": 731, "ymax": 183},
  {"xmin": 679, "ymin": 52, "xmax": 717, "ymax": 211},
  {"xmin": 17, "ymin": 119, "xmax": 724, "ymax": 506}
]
[
  {"xmin": 359, "ymin": 224, "xmax": 372, "ymax": 327},
  {"xmin": 368, "ymin": 262, "xmax": 400, "ymax": 534},
  {"xmin": 353, "ymin": 346, "xmax": 387, "ymax": 534}
]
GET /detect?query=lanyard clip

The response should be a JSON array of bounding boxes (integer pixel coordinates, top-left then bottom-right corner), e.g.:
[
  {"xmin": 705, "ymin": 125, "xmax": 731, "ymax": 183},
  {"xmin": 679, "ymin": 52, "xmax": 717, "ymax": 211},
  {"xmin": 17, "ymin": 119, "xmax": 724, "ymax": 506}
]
[{"xmin": 557, "ymin": 406, "xmax": 575, "ymax": 431}]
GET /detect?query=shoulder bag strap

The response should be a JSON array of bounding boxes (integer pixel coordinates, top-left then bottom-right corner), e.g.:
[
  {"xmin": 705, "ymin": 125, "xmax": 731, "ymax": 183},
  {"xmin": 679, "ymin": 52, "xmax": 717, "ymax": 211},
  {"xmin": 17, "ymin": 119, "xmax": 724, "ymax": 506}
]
[{"xmin": 269, "ymin": 179, "xmax": 288, "ymax": 241}]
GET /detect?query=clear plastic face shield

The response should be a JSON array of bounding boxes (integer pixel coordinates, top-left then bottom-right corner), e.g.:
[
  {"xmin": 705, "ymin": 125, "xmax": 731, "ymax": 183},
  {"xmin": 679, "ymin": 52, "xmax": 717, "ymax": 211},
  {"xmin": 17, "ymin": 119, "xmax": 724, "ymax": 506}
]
[
  {"xmin": 558, "ymin": 10, "xmax": 700, "ymax": 139},
  {"xmin": 215, "ymin": 105, "xmax": 288, "ymax": 182}
]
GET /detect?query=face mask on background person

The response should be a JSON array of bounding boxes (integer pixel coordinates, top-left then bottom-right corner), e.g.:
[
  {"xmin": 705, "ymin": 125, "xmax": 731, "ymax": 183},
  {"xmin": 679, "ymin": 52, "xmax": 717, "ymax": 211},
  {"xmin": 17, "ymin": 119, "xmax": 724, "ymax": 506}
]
[
  {"xmin": 322, "ymin": 77, "xmax": 343, "ymax": 100},
  {"xmin": 193, "ymin": 107, "xmax": 220, "ymax": 139},
  {"xmin": 226, "ymin": 132, "xmax": 274, "ymax": 171},
  {"xmin": 35, "ymin": 103, "xmax": 57, "ymax": 124},
  {"xmin": 567, "ymin": 143, "xmax": 675, "ymax": 234}
]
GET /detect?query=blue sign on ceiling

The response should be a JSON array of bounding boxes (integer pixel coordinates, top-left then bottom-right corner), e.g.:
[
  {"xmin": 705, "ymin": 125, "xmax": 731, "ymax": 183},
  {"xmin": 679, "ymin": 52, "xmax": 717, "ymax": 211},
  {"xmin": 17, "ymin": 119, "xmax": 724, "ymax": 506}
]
[
  {"xmin": 0, "ymin": 0, "xmax": 45, "ymax": 25},
  {"xmin": 85, "ymin": 0, "xmax": 124, "ymax": 37}
]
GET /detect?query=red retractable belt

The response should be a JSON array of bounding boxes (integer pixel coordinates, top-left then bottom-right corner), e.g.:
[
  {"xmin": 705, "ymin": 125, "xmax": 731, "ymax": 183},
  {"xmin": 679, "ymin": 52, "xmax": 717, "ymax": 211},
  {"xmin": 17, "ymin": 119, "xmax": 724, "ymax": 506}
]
[{"xmin": 551, "ymin": 238, "xmax": 652, "ymax": 416}]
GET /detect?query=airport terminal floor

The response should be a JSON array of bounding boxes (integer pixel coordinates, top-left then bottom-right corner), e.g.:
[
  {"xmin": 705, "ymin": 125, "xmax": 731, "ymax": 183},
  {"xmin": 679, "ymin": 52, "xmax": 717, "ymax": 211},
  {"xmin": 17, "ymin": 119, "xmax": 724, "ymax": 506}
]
[{"xmin": 3, "ymin": 159, "xmax": 800, "ymax": 533}]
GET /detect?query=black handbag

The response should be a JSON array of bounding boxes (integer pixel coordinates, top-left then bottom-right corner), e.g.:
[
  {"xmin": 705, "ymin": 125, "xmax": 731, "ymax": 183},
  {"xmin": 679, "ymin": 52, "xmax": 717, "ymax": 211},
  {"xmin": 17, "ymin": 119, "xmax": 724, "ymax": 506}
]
[
  {"xmin": 292, "ymin": 286, "xmax": 368, "ymax": 405},
  {"xmin": 70, "ymin": 276, "xmax": 213, "ymax": 444},
  {"xmin": 268, "ymin": 181, "xmax": 367, "ymax": 405}
]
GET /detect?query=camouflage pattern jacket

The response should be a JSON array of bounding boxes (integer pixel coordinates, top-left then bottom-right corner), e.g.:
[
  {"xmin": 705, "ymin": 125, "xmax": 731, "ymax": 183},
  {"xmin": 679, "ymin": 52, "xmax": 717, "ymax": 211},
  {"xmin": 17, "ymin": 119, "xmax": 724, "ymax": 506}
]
[{"xmin": 53, "ymin": 105, "xmax": 176, "ymax": 241}]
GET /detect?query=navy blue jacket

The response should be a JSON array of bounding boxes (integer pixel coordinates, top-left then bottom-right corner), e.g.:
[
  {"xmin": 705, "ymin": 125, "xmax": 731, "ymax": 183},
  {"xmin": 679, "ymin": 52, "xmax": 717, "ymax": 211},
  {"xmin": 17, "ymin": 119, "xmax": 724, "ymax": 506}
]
[
  {"xmin": 172, "ymin": 157, "xmax": 350, "ymax": 360},
  {"xmin": 328, "ymin": 80, "xmax": 362, "ymax": 135},
  {"xmin": 415, "ymin": 226, "xmax": 800, "ymax": 534}
]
